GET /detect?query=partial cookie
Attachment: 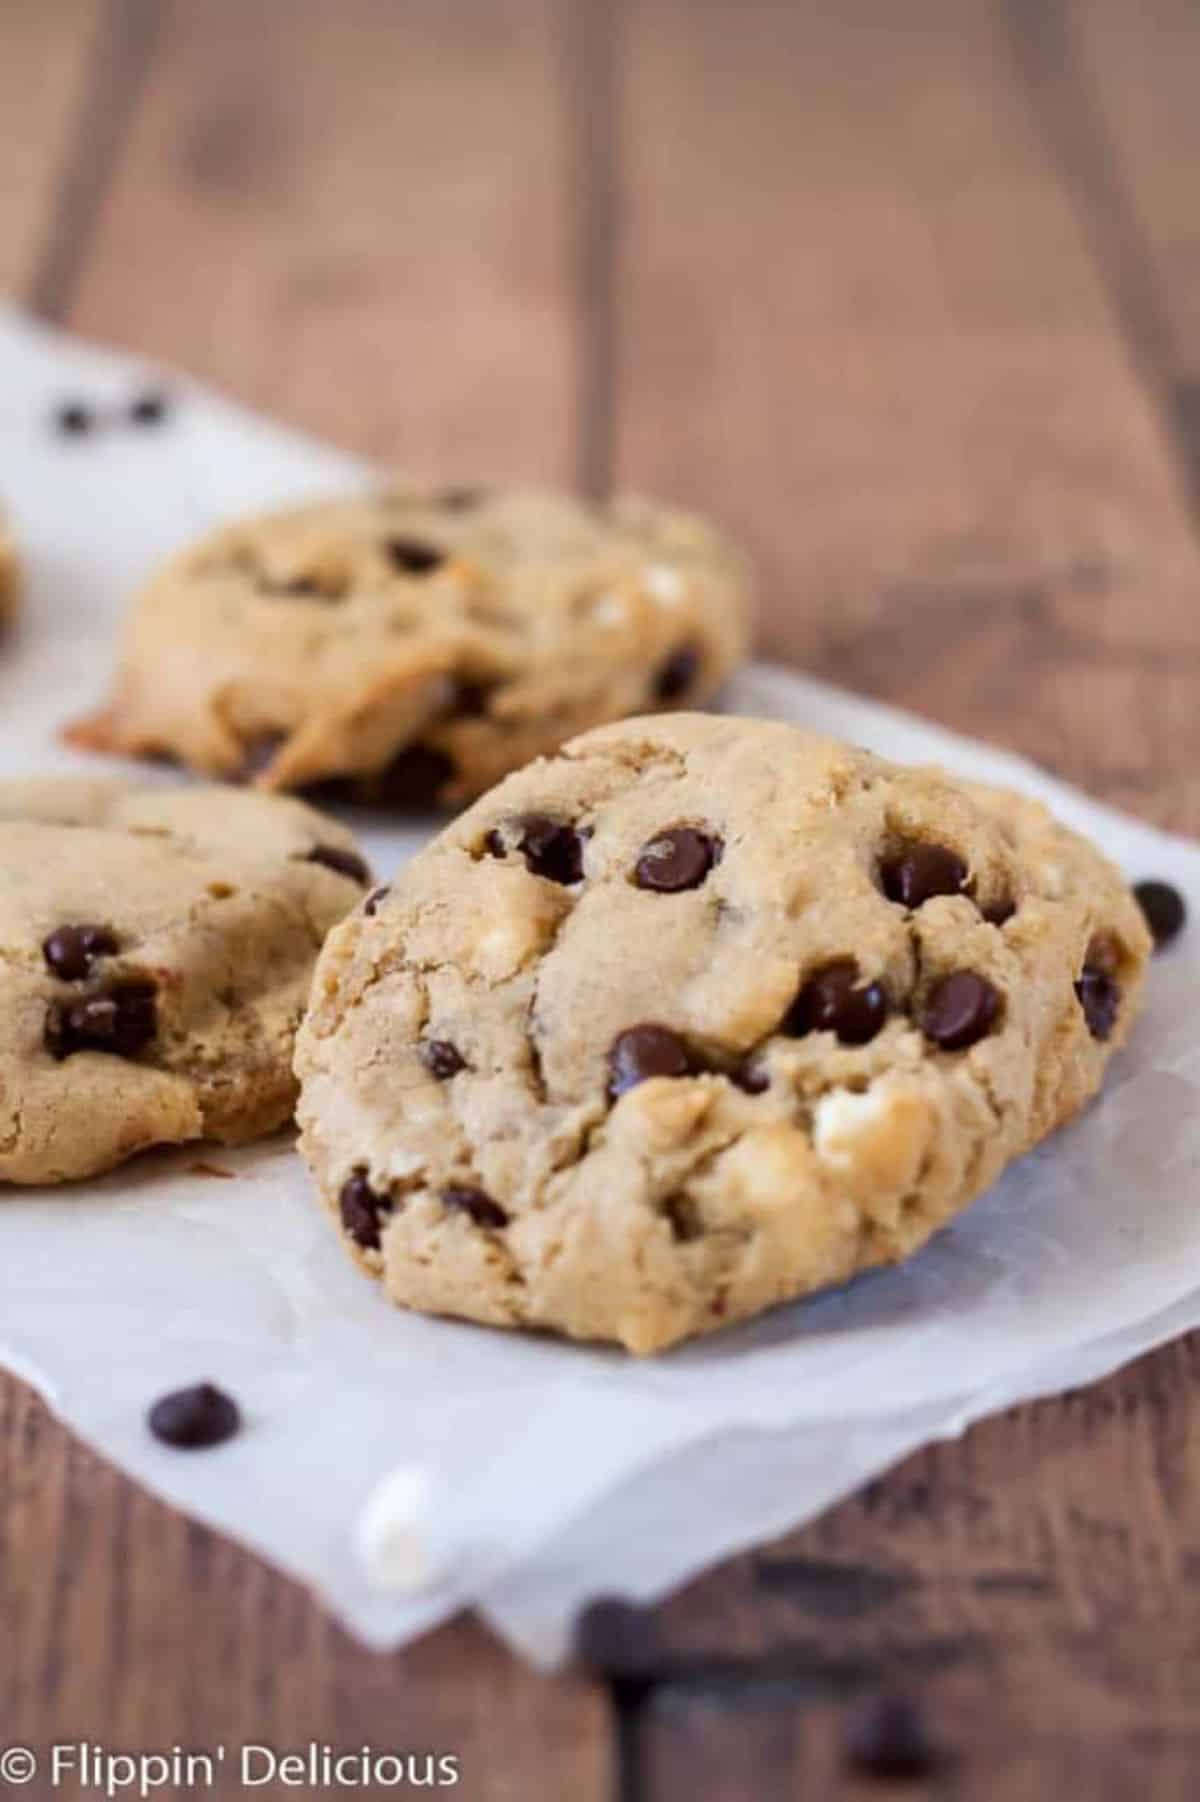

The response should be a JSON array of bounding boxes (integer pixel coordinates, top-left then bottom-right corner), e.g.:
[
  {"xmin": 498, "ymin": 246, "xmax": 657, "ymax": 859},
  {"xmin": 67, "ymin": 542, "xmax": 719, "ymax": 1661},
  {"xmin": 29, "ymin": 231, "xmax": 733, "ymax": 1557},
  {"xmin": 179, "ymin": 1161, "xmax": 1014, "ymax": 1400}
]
[
  {"xmin": 0, "ymin": 777, "xmax": 370, "ymax": 1184},
  {"xmin": 0, "ymin": 512, "xmax": 20, "ymax": 628},
  {"xmin": 296, "ymin": 713, "xmax": 1151, "ymax": 1355},
  {"xmin": 68, "ymin": 485, "xmax": 751, "ymax": 807}
]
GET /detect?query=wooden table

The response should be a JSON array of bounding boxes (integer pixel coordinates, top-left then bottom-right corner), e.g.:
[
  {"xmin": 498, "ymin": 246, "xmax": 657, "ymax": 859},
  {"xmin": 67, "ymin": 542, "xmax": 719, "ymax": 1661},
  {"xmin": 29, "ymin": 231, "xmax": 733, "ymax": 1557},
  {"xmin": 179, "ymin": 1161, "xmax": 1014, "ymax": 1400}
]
[{"xmin": 3, "ymin": 3, "xmax": 1199, "ymax": 1795}]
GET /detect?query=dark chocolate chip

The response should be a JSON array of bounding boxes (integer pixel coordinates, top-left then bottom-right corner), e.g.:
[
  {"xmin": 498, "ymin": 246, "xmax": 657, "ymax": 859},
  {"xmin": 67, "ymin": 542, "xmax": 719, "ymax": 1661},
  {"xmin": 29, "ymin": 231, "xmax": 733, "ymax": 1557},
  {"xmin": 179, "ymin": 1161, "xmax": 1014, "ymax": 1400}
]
[
  {"xmin": 148, "ymin": 1383, "xmax": 241, "ymax": 1450},
  {"xmin": 451, "ymin": 677, "xmax": 495, "ymax": 717},
  {"xmin": 364, "ymin": 885, "xmax": 390, "ymax": 916},
  {"xmin": 731, "ymin": 1059, "xmax": 769, "ymax": 1095},
  {"xmin": 634, "ymin": 827, "xmax": 721, "ymax": 893},
  {"xmin": 53, "ymin": 400, "xmax": 94, "ymax": 437},
  {"xmin": 442, "ymin": 1184, "xmax": 509, "ymax": 1229},
  {"xmin": 128, "ymin": 390, "xmax": 169, "ymax": 427},
  {"xmin": 236, "ymin": 731, "xmax": 286, "ymax": 782},
  {"xmin": 439, "ymin": 486, "xmax": 485, "ymax": 511},
  {"xmin": 512, "ymin": 815, "xmax": 586, "ymax": 884},
  {"xmin": 921, "ymin": 970, "xmax": 1001, "ymax": 1050},
  {"xmin": 881, "ymin": 843, "xmax": 968, "ymax": 909},
  {"xmin": 785, "ymin": 959, "xmax": 889, "ymax": 1046},
  {"xmin": 608, "ymin": 1024, "xmax": 693, "ymax": 1098},
  {"xmin": 1075, "ymin": 966, "xmax": 1121, "ymax": 1041},
  {"xmin": 373, "ymin": 743, "xmax": 455, "ymax": 807},
  {"xmin": 386, "ymin": 537, "xmax": 446, "ymax": 576},
  {"xmin": 420, "ymin": 1039, "xmax": 466, "ymax": 1080},
  {"xmin": 305, "ymin": 843, "xmax": 370, "ymax": 885},
  {"xmin": 42, "ymin": 923, "xmax": 118, "ymax": 982},
  {"xmin": 662, "ymin": 1193, "xmax": 703, "ymax": 1242},
  {"xmin": 339, "ymin": 1169, "xmax": 392, "ymax": 1250},
  {"xmin": 983, "ymin": 896, "xmax": 1017, "ymax": 927},
  {"xmin": 654, "ymin": 642, "xmax": 700, "ymax": 701},
  {"xmin": 1134, "ymin": 878, "xmax": 1187, "ymax": 951},
  {"xmin": 572, "ymin": 1596, "xmax": 659, "ymax": 1678},
  {"xmin": 45, "ymin": 982, "xmax": 157, "ymax": 1061},
  {"xmin": 844, "ymin": 1693, "xmax": 937, "ymax": 1780}
]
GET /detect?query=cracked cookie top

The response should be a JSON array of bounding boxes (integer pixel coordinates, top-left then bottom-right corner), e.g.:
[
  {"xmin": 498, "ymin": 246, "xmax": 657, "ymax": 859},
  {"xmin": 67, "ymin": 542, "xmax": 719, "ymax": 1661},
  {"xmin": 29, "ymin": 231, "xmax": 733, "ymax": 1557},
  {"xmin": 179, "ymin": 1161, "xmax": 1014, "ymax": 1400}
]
[
  {"xmin": 0, "ymin": 776, "xmax": 370, "ymax": 1184},
  {"xmin": 295, "ymin": 713, "xmax": 1151, "ymax": 1353},
  {"xmin": 68, "ymin": 485, "xmax": 751, "ymax": 807}
]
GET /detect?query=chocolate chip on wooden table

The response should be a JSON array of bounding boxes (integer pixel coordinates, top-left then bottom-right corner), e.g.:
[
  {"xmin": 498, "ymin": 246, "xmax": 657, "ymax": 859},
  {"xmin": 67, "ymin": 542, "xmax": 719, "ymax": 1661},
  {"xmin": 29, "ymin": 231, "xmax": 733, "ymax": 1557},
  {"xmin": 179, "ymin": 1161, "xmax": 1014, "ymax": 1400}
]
[
  {"xmin": 634, "ymin": 827, "xmax": 721, "ymax": 892},
  {"xmin": 128, "ymin": 389, "xmax": 170, "ymax": 427},
  {"xmin": 608, "ymin": 1024, "xmax": 693, "ymax": 1098},
  {"xmin": 785, "ymin": 959, "xmax": 889, "ymax": 1046},
  {"xmin": 340, "ymin": 1169, "xmax": 393, "ymax": 1250},
  {"xmin": 881, "ymin": 842, "xmax": 968, "ymax": 908},
  {"xmin": 148, "ymin": 1382, "xmax": 241, "ymax": 1450},
  {"xmin": 45, "ymin": 982, "xmax": 157, "ymax": 1061},
  {"xmin": 363, "ymin": 885, "xmax": 390, "ymax": 916},
  {"xmin": 42, "ymin": 923, "xmax": 118, "ymax": 981},
  {"xmin": 844, "ymin": 1692, "xmax": 938, "ymax": 1780},
  {"xmin": 442, "ymin": 1184, "xmax": 509, "ymax": 1229},
  {"xmin": 1134, "ymin": 878, "xmax": 1187, "ymax": 951},
  {"xmin": 420, "ymin": 1039, "xmax": 466, "ymax": 1080},
  {"xmin": 920, "ymin": 970, "xmax": 1001, "ymax": 1050},
  {"xmin": 305, "ymin": 843, "xmax": 370, "ymax": 884},
  {"xmin": 1075, "ymin": 964, "xmax": 1120, "ymax": 1040},
  {"xmin": 386, "ymin": 537, "xmax": 446, "ymax": 576},
  {"xmin": 654, "ymin": 641, "xmax": 700, "ymax": 701}
]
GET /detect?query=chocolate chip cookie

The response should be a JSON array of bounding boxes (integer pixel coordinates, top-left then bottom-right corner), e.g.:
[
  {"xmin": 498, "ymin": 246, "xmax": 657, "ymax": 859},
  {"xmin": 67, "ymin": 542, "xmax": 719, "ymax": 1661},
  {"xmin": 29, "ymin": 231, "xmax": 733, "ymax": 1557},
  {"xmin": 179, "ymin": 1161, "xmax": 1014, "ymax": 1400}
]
[
  {"xmin": 69, "ymin": 485, "xmax": 751, "ymax": 807},
  {"xmin": 0, "ymin": 777, "xmax": 369, "ymax": 1184},
  {"xmin": 295, "ymin": 714, "xmax": 1151, "ymax": 1354}
]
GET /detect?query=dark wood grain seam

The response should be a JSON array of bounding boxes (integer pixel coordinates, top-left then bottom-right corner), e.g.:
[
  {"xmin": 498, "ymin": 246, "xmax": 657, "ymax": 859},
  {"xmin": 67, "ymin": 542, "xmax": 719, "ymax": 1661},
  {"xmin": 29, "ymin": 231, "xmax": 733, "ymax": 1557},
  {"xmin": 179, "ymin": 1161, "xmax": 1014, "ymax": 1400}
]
[
  {"xmin": 999, "ymin": 0, "xmax": 1200, "ymax": 516},
  {"xmin": 25, "ymin": 0, "xmax": 163, "ymax": 322},
  {"xmin": 565, "ymin": 0, "xmax": 620, "ymax": 499}
]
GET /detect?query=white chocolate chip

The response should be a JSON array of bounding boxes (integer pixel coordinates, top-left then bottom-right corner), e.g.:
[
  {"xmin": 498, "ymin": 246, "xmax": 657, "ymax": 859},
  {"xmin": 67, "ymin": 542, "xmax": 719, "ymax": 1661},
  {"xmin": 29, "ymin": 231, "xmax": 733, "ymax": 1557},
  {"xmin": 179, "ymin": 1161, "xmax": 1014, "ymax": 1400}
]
[
  {"xmin": 813, "ymin": 1086, "xmax": 892, "ymax": 1170},
  {"xmin": 356, "ymin": 1465, "xmax": 441, "ymax": 1592},
  {"xmin": 644, "ymin": 564, "xmax": 685, "ymax": 605}
]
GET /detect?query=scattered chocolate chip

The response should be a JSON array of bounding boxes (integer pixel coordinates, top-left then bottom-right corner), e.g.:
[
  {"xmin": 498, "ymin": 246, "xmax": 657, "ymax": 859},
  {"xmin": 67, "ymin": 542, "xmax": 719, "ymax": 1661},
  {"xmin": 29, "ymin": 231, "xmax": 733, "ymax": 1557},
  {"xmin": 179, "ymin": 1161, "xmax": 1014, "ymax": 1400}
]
[
  {"xmin": 634, "ymin": 827, "xmax": 721, "ymax": 893},
  {"xmin": 785, "ymin": 959, "xmax": 889, "ymax": 1046},
  {"xmin": 881, "ymin": 843, "xmax": 968, "ymax": 909},
  {"xmin": 42, "ymin": 923, "xmax": 118, "ymax": 982},
  {"xmin": 148, "ymin": 1383, "xmax": 241, "ymax": 1450},
  {"xmin": 364, "ymin": 885, "xmax": 390, "ymax": 916},
  {"xmin": 572, "ymin": 1596, "xmax": 659, "ymax": 1678},
  {"xmin": 920, "ymin": 970, "xmax": 1001, "ymax": 1050},
  {"xmin": 983, "ymin": 896, "xmax": 1017, "ymax": 927},
  {"xmin": 450, "ymin": 677, "xmax": 495, "ymax": 717},
  {"xmin": 53, "ymin": 400, "xmax": 94, "ymax": 437},
  {"xmin": 844, "ymin": 1693, "xmax": 937, "ymax": 1780},
  {"xmin": 1075, "ymin": 966, "xmax": 1121, "ymax": 1041},
  {"xmin": 1134, "ymin": 878, "xmax": 1186, "ymax": 951},
  {"xmin": 484, "ymin": 828, "xmax": 506, "ymax": 859},
  {"xmin": 662, "ymin": 1193, "xmax": 703, "ymax": 1242},
  {"xmin": 420, "ymin": 1039, "xmax": 466, "ymax": 1080},
  {"xmin": 439, "ymin": 485, "xmax": 485, "ymax": 511},
  {"xmin": 236, "ymin": 731, "xmax": 286, "ymax": 782},
  {"xmin": 45, "ymin": 982, "xmax": 157, "ymax": 1061},
  {"xmin": 608, "ymin": 1024, "xmax": 693, "ymax": 1098},
  {"xmin": 515, "ymin": 815, "xmax": 586, "ymax": 884},
  {"xmin": 654, "ymin": 642, "xmax": 700, "ymax": 701},
  {"xmin": 128, "ymin": 389, "xmax": 169, "ymax": 427},
  {"xmin": 305, "ymin": 843, "xmax": 370, "ymax": 885},
  {"xmin": 373, "ymin": 743, "xmax": 455, "ymax": 807},
  {"xmin": 442, "ymin": 1184, "xmax": 509, "ymax": 1229},
  {"xmin": 386, "ymin": 537, "xmax": 446, "ymax": 576},
  {"xmin": 339, "ymin": 1169, "xmax": 392, "ymax": 1250}
]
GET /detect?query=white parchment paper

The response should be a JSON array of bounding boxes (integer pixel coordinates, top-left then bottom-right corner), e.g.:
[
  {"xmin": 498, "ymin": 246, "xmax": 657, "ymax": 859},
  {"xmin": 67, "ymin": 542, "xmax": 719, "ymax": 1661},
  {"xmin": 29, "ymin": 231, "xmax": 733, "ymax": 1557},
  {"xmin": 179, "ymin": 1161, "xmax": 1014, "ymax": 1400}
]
[{"xmin": 2, "ymin": 308, "xmax": 1199, "ymax": 1667}]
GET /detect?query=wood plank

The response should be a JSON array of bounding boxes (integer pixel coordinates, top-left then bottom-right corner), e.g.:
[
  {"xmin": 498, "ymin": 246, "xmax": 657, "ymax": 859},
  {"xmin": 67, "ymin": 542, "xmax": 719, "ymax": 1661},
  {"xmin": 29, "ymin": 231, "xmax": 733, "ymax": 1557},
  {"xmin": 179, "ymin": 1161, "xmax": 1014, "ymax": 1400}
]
[
  {"xmin": 613, "ymin": 0, "xmax": 1200, "ymax": 831},
  {"xmin": 61, "ymin": 0, "xmax": 583, "ymax": 477},
  {"xmin": 0, "ymin": 0, "xmax": 106, "ymax": 300},
  {"xmin": 0, "ymin": 1380, "xmax": 614, "ymax": 1802},
  {"xmin": 1068, "ymin": 0, "xmax": 1200, "ymax": 477}
]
